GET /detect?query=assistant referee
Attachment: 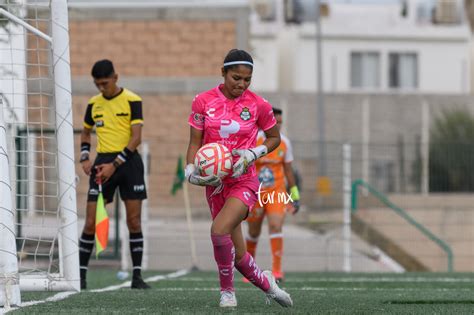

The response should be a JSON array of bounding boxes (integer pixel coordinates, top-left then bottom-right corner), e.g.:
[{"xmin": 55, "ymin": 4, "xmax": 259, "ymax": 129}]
[{"xmin": 78, "ymin": 59, "xmax": 150, "ymax": 290}]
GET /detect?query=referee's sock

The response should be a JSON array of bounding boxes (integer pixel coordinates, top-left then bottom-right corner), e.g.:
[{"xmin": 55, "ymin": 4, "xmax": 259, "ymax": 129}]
[
  {"xmin": 129, "ymin": 232, "xmax": 144, "ymax": 278},
  {"xmin": 79, "ymin": 232, "xmax": 95, "ymax": 280}
]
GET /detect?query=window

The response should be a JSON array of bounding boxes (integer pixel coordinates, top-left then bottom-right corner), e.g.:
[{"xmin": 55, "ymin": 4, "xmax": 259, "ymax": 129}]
[
  {"xmin": 350, "ymin": 52, "xmax": 380, "ymax": 89},
  {"xmin": 252, "ymin": 0, "xmax": 276, "ymax": 22},
  {"xmin": 389, "ymin": 53, "xmax": 418, "ymax": 89}
]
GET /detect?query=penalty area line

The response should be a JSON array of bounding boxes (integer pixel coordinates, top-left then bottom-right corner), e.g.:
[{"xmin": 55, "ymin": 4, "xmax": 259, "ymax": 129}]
[{"xmin": 1, "ymin": 269, "xmax": 190, "ymax": 314}]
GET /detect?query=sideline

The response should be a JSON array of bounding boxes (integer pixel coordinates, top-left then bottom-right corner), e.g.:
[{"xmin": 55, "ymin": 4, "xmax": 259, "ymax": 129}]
[{"xmin": 1, "ymin": 269, "xmax": 190, "ymax": 314}]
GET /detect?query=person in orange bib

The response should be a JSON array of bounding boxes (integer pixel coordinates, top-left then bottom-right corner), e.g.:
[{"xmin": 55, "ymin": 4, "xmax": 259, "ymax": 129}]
[{"xmin": 245, "ymin": 108, "xmax": 300, "ymax": 283}]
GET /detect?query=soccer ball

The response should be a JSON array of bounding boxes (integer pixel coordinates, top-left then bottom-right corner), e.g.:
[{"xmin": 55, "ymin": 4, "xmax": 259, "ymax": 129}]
[
  {"xmin": 194, "ymin": 143, "xmax": 232, "ymax": 178},
  {"xmin": 116, "ymin": 270, "xmax": 129, "ymax": 280}
]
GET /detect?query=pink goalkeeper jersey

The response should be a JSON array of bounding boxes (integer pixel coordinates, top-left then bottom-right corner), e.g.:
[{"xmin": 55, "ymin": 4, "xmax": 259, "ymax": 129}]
[{"xmin": 188, "ymin": 84, "xmax": 276, "ymax": 183}]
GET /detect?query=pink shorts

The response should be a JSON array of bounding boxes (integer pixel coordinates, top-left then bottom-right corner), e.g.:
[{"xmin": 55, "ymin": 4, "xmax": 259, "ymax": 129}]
[{"xmin": 205, "ymin": 176, "xmax": 260, "ymax": 220}]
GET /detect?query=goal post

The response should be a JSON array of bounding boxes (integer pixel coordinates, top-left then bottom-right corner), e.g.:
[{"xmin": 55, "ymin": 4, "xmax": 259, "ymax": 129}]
[
  {"xmin": 49, "ymin": 0, "xmax": 79, "ymax": 293},
  {"xmin": 0, "ymin": 101, "xmax": 21, "ymax": 307},
  {"xmin": 0, "ymin": 0, "xmax": 79, "ymax": 301}
]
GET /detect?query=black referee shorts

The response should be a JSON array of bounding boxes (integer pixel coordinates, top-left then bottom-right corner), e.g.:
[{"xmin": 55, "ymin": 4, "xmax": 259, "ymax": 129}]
[{"xmin": 87, "ymin": 152, "xmax": 147, "ymax": 204}]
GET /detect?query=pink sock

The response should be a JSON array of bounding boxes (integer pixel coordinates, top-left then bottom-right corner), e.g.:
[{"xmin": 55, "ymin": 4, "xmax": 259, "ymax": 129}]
[
  {"xmin": 235, "ymin": 252, "xmax": 270, "ymax": 292},
  {"xmin": 211, "ymin": 234, "xmax": 235, "ymax": 292}
]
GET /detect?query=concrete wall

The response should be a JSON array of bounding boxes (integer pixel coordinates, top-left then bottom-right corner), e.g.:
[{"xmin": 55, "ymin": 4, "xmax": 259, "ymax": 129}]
[
  {"xmin": 71, "ymin": 58, "xmax": 474, "ymax": 216},
  {"xmin": 261, "ymin": 92, "xmax": 474, "ymax": 210},
  {"xmin": 355, "ymin": 194, "xmax": 474, "ymax": 272},
  {"xmin": 74, "ymin": 89, "xmax": 474, "ymax": 217},
  {"xmin": 67, "ymin": 5, "xmax": 250, "ymax": 216}
]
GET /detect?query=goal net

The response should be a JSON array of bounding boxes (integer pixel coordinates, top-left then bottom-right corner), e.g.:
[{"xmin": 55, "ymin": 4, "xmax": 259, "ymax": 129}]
[{"xmin": 0, "ymin": 0, "xmax": 79, "ymax": 306}]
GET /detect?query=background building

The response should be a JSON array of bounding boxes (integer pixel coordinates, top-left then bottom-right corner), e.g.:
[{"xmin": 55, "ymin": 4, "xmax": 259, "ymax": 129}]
[
  {"xmin": 1, "ymin": 0, "xmax": 472, "ymax": 273},
  {"xmin": 65, "ymin": 0, "xmax": 474, "ymax": 270},
  {"xmin": 252, "ymin": 0, "xmax": 470, "ymax": 94}
]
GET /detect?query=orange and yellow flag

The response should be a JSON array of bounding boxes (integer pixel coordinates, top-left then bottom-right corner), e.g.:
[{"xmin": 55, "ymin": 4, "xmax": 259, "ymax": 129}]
[{"xmin": 95, "ymin": 182, "xmax": 109, "ymax": 258}]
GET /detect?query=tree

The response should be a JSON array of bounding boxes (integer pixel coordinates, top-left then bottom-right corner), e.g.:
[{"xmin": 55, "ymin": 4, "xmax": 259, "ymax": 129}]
[{"xmin": 429, "ymin": 109, "xmax": 474, "ymax": 192}]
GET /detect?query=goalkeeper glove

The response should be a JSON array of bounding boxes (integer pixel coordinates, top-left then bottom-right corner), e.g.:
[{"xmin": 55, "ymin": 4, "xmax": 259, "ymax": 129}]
[
  {"xmin": 231, "ymin": 145, "xmax": 268, "ymax": 178},
  {"xmin": 290, "ymin": 185, "xmax": 300, "ymax": 214},
  {"xmin": 185, "ymin": 164, "xmax": 222, "ymax": 187}
]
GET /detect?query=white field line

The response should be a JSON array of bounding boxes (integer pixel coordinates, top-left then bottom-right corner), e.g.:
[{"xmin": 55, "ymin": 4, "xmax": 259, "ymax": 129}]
[
  {"xmin": 1, "ymin": 269, "xmax": 190, "ymax": 314},
  {"xmin": 1, "ymin": 292, "xmax": 77, "ymax": 315},
  {"xmin": 143, "ymin": 287, "xmax": 474, "ymax": 292},
  {"xmin": 90, "ymin": 268, "xmax": 189, "ymax": 293},
  {"xmin": 175, "ymin": 276, "xmax": 474, "ymax": 283}
]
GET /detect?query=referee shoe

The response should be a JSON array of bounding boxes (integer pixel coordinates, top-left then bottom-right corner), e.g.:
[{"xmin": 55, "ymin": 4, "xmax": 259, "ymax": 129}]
[{"xmin": 131, "ymin": 275, "xmax": 151, "ymax": 289}]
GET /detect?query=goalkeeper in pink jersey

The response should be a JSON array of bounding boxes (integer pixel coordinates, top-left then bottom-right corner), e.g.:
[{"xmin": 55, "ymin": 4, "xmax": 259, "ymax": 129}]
[{"xmin": 185, "ymin": 49, "xmax": 293, "ymax": 308}]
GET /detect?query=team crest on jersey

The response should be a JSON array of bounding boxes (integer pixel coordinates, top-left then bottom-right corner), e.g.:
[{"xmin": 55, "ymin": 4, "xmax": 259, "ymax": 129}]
[
  {"xmin": 240, "ymin": 107, "xmax": 251, "ymax": 121},
  {"xmin": 96, "ymin": 120, "xmax": 104, "ymax": 127},
  {"xmin": 193, "ymin": 113, "xmax": 204, "ymax": 125},
  {"xmin": 278, "ymin": 149, "xmax": 284, "ymax": 157}
]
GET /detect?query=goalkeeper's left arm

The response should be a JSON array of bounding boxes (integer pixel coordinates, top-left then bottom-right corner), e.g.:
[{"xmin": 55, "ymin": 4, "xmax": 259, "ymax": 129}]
[{"xmin": 231, "ymin": 125, "xmax": 281, "ymax": 178}]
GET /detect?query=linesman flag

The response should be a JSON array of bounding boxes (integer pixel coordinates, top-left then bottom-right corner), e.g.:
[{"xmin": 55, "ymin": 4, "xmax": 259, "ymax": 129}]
[
  {"xmin": 171, "ymin": 155, "xmax": 185, "ymax": 195},
  {"xmin": 95, "ymin": 179, "xmax": 109, "ymax": 258}
]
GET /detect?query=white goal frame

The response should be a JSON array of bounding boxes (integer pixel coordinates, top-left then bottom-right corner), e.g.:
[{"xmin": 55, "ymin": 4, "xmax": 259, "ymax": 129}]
[{"xmin": 0, "ymin": 0, "xmax": 79, "ymax": 303}]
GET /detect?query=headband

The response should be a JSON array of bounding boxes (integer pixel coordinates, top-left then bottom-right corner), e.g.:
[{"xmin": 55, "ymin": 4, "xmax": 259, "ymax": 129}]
[{"xmin": 223, "ymin": 61, "xmax": 254, "ymax": 67}]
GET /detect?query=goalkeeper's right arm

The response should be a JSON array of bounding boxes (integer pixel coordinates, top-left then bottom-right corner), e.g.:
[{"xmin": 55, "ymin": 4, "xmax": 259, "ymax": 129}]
[
  {"xmin": 186, "ymin": 126, "xmax": 202, "ymax": 166},
  {"xmin": 185, "ymin": 126, "xmax": 220, "ymax": 186}
]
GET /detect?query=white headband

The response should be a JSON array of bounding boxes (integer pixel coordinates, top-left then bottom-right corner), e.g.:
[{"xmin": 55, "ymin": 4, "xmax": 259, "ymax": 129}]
[{"xmin": 223, "ymin": 61, "xmax": 253, "ymax": 67}]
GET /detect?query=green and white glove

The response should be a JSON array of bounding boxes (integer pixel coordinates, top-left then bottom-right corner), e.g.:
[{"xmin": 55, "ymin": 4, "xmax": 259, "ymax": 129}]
[
  {"xmin": 185, "ymin": 164, "xmax": 222, "ymax": 186},
  {"xmin": 231, "ymin": 145, "xmax": 268, "ymax": 178}
]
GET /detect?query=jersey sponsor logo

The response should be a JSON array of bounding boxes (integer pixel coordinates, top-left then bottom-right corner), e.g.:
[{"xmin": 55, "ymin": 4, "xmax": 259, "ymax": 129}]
[
  {"xmin": 240, "ymin": 107, "xmax": 251, "ymax": 121},
  {"xmin": 96, "ymin": 120, "xmax": 104, "ymax": 127},
  {"xmin": 133, "ymin": 184, "xmax": 145, "ymax": 192},
  {"xmin": 206, "ymin": 108, "xmax": 216, "ymax": 117},
  {"xmin": 93, "ymin": 114, "xmax": 103, "ymax": 119},
  {"xmin": 219, "ymin": 119, "xmax": 240, "ymax": 138},
  {"xmin": 116, "ymin": 112, "xmax": 129, "ymax": 117}
]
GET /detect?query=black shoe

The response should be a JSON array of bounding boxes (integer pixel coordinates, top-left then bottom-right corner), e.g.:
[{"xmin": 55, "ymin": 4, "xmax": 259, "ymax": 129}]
[
  {"xmin": 131, "ymin": 276, "xmax": 151, "ymax": 289},
  {"xmin": 80, "ymin": 278, "xmax": 87, "ymax": 290}
]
